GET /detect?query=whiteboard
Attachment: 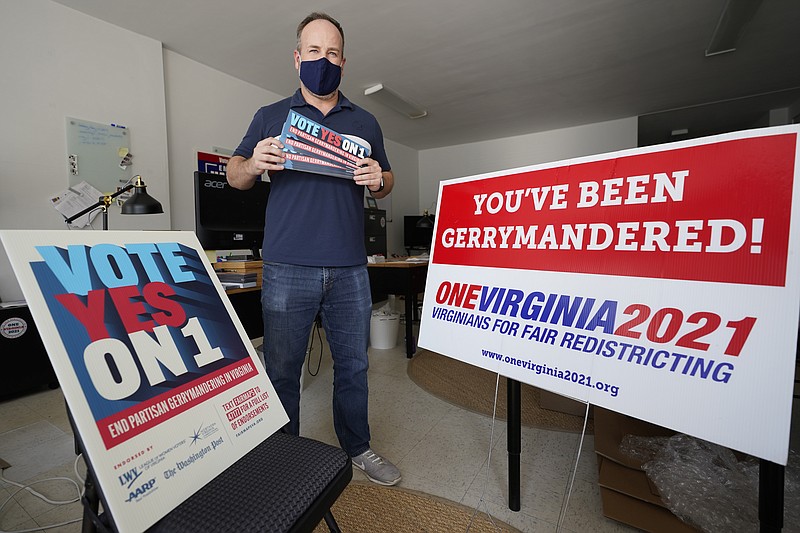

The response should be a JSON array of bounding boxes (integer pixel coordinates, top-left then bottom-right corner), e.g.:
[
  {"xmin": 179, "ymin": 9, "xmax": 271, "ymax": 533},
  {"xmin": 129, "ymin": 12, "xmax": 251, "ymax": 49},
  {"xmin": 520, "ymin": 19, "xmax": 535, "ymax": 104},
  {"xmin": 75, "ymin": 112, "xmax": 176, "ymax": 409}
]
[{"xmin": 66, "ymin": 117, "xmax": 132, "ymax": 192}]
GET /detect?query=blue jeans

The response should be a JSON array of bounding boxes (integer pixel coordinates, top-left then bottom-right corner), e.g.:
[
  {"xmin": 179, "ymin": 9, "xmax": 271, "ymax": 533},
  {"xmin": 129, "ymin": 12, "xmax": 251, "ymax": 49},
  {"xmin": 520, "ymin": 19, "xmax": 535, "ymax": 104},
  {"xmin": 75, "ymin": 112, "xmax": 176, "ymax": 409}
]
[{"xmin": 261, "ymin": 262, "xmax": 372, "ymax": 457}]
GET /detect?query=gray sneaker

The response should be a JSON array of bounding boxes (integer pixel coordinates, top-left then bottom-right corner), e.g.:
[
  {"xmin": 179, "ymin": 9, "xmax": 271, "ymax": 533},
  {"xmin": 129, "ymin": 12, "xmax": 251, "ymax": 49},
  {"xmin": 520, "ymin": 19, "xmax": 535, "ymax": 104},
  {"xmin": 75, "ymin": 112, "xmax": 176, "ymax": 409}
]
[{"xmin": 351, "ymin": 449, "xmax": 401, "ymax": 486}]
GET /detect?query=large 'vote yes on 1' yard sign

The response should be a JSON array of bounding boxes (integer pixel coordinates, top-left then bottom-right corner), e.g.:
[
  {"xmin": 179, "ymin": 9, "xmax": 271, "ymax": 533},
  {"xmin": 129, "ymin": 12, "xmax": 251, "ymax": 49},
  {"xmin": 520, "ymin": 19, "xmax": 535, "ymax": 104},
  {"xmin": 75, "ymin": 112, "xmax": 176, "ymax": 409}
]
[
  {"xmin": 418, "ymin": 125, "xmax": 800, "ymax": 465},
  {"xmin": 0, "ymin": 230, "xmax": 288, "ymax": 533}
]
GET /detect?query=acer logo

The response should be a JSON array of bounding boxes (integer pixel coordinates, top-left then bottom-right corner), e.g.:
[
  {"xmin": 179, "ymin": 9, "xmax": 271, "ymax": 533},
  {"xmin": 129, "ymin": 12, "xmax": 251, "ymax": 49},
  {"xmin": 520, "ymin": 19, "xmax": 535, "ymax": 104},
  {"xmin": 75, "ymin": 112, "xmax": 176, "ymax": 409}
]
[{"xmin": 204, "ymin": 179, "xmax": 226, "ymax": 189}]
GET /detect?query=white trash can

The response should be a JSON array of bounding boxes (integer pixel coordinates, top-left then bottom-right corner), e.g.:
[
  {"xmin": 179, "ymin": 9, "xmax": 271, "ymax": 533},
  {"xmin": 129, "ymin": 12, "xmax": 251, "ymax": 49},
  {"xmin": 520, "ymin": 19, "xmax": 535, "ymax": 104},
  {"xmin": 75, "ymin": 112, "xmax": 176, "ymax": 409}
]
[{"xmin": 370, "ymin": 312, "xmax": 400, "ymax": 349}]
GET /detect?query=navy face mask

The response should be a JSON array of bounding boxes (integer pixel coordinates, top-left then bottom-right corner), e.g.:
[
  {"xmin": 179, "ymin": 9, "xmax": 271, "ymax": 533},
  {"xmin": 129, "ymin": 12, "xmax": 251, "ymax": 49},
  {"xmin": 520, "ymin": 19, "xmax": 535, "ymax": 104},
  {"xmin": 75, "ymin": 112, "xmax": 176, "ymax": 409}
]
[{"xmin": 299, "ymin": 57, "xmax": 342, "ymax": 96}]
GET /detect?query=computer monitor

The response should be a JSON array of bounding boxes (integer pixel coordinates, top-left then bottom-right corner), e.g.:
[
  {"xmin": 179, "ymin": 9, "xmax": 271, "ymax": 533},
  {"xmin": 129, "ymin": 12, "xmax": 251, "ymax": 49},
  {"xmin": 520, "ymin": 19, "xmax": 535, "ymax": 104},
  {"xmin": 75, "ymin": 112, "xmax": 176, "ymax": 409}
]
[
  {"xmin": 193, "ymin": 171, "xmax": 269, "ymax": 258},
  {"xmin": 403, "ymin": 214, "xmax": 435, "ymax": 252}
]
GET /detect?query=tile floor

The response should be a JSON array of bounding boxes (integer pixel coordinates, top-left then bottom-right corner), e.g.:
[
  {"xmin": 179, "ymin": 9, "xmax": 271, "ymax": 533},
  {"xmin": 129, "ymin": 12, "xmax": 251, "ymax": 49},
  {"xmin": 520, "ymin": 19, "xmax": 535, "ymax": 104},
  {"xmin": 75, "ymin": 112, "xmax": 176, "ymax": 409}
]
[
  {"xmin": 1, "ymin": 319, "xmax": 798, "ymax": 532},
  {"xmin": 297, "ymin": 329, "xmax": 636, "ymax": 533}
]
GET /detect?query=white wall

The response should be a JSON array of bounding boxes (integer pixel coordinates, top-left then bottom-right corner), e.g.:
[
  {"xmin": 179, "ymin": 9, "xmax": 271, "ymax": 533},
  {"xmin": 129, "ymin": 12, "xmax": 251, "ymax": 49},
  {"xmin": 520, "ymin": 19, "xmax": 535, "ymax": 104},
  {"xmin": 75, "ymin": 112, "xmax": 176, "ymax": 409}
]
[
  {"xmin": 0, "ymin": 0, "xmax": 171, "ymax": 301},
  {"xmin": 163, "ymin": 50, "xmax": 284, "ymax": 233},
  {"xmin": 418, "ymin": 117, "xmax": 638, "ymax": 211},
  {"xmin": 382, "ymin": 140, "xmax": 419, "ymax": 256}
]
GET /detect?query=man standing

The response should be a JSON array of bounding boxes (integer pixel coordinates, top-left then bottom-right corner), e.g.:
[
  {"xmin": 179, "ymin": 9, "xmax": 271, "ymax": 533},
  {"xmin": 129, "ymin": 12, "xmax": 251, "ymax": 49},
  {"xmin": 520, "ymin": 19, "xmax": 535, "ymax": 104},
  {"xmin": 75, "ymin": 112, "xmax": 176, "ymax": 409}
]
[{"xmin": 227, "ymin": 12, "xmax": 400, "ymax": 486}]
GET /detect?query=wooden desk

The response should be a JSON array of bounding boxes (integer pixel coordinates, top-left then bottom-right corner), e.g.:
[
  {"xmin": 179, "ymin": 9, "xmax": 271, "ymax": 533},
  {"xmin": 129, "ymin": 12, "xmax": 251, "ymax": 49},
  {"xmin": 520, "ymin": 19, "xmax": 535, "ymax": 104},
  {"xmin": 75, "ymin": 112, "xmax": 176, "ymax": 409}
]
[
  {"xmin": 215, "ymin": 261, "xmax": 264, "ymax": 340},
  {"xmin": 367, "ymin": 261, "xmax": 429, "ymax": 357},
  {"xmin": 223, "ymin": 260, "xmax": 430, "ymax": 357}
]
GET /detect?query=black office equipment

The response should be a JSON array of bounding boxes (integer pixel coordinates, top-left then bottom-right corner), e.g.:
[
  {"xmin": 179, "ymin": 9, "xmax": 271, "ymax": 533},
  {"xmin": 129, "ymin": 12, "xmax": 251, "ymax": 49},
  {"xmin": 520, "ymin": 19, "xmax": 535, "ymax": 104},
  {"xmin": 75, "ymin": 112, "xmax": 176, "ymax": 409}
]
[
  {"xmin": 193, "ymin": 171, "xmax": 269, "ymax": 258},
  {"xmin": 364, "ymin": 208, "xmax": 387, "ymax": 256},
  {"xmin": 403, "ymin": 214, "xmax": 435, "ymax": 253},
  {"xmin": 0, "ymin": 303, "xmax": 58, "ymax": 398}
]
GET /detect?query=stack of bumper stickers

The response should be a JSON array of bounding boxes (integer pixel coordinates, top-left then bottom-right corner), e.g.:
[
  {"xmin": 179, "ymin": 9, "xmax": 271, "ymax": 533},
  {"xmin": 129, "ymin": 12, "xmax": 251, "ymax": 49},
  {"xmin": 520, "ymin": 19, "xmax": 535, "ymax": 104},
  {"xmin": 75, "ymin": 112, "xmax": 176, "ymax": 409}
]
[{"xmin": 278, "ymin": 110, "xmax": 371, "ymax": 179}]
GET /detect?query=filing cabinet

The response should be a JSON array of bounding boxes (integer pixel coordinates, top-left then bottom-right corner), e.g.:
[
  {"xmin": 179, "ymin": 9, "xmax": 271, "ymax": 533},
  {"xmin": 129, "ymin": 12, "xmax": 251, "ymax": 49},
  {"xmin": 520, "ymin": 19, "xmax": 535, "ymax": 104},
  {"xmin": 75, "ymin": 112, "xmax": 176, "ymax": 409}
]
[{"xmin": 364, "ymin": 208, "xmax": 387, "ymax": 256}]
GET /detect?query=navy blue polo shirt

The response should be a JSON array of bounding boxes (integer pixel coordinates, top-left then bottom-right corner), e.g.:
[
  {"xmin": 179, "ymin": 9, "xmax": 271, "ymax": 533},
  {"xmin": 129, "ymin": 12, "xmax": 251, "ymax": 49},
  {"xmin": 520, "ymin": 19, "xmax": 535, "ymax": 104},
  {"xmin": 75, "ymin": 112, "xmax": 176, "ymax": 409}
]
[{"xmin": 233, "ymin": 90, "xmax": 391, "ymax": 267}]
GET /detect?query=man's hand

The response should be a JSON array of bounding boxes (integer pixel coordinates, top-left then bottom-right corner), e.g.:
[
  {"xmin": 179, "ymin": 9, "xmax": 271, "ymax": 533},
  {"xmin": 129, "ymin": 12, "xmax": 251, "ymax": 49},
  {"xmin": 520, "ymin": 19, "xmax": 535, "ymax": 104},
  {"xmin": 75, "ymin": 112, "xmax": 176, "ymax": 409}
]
[
  {"xmin": 353, "ymin": 157, "xmax": 383, "ymax": 192},
  {"xmin": 247, "ymin": 137, "xmax": 286, "ymax": 175},
  {"xmin": 228, "ymin": 137, "xmax": 286, "ymax": 190}
]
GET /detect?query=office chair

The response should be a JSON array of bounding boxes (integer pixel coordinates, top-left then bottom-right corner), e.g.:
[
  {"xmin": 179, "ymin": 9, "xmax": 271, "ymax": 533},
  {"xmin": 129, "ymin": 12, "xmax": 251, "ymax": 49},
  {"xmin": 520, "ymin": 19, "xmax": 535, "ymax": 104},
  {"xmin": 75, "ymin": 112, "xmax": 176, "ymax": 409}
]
[{"xmin": 71, "ymin": 409, "xmax": 351, "ymax": 533}]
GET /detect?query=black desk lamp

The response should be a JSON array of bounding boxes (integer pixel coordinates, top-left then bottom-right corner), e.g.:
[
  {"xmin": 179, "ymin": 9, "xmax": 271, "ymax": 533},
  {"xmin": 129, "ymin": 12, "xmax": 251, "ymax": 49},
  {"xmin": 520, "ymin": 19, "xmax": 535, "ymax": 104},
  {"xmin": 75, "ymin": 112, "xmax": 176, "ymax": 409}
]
[{"xmin": 64, "ymin": 175, "xmax": 163, "ymax": 230}]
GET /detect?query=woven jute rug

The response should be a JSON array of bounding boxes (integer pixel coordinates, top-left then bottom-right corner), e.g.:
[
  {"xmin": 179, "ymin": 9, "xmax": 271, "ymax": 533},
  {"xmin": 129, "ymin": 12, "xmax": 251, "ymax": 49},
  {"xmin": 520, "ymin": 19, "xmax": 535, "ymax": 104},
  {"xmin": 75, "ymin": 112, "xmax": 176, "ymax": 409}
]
[
  {"xmin": 408, "ymin": 349, "xmax": 593, "ymax": 433},
  {"xmin": 312, "ymin": 481, "xmax": 520, "ymax": 532}
]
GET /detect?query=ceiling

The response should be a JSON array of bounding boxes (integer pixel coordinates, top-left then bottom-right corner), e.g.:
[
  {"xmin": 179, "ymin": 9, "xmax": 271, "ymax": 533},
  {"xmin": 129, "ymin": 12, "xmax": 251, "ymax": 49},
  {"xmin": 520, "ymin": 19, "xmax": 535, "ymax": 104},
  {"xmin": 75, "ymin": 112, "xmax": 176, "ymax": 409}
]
[{"xmin": 52, "ymin": 0, "xmax": 800, "ymax": 150}]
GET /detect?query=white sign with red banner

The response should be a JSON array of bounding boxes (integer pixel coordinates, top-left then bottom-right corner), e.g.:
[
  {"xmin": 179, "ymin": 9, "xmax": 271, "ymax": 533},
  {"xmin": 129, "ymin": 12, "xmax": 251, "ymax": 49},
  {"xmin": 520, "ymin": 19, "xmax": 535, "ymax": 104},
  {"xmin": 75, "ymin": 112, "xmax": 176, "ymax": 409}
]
[
  {"xmin": 418, "ymin": 126, "xmax": 800, "ymax": 465},
  {"xmin": 0, "ymin": 230, "xmax": 288, "ymax": 532},
  {"xmin": 197, "ymin": 150, "xmax": 230, "ymax": 175}
]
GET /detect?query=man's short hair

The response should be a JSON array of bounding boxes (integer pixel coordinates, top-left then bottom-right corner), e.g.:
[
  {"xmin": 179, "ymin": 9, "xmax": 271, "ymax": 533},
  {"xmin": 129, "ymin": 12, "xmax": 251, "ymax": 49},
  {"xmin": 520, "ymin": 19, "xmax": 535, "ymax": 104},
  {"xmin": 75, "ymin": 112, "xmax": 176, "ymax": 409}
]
[{"xmin": 297, "ymin": 12, "xmax": 345, "ymax": 52}]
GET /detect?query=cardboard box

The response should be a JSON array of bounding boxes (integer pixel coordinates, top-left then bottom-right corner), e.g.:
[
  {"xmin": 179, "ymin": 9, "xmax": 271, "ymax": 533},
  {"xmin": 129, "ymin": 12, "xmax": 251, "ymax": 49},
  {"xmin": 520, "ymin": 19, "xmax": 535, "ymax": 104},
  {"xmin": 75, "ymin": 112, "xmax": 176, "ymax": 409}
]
[
  {"xmin": 594, "ymin": 407, "xmax": 675, "ymax": 469},
  {"xmin": 598, "ymin": 456, "xmax": 662, "ymax": 506},
  {"xmin": 594, "ymin": 407, "xmax": 700, "ymax": 532},
  {"xmin": 599, "ymin": 485, "xmax": 698, "ymax": 533},
  {"xmin": 538, "ymin": 389, "xmax": 590, "ymax": 417}
]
